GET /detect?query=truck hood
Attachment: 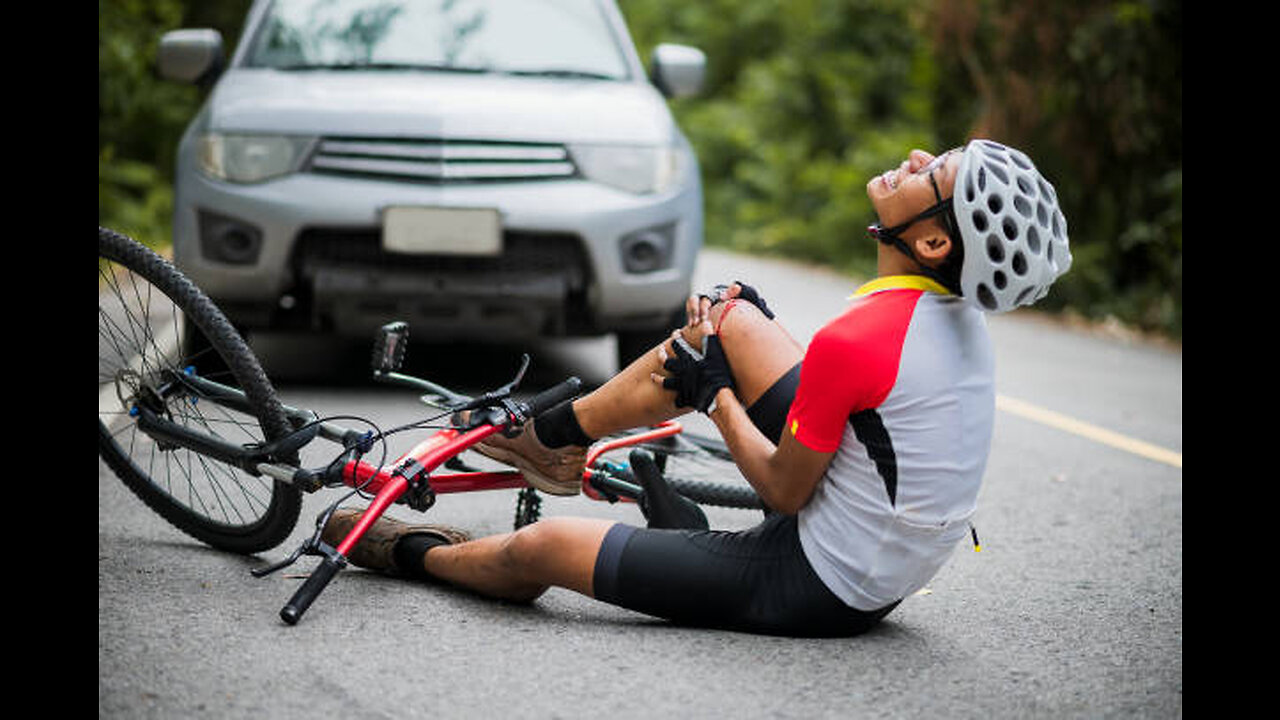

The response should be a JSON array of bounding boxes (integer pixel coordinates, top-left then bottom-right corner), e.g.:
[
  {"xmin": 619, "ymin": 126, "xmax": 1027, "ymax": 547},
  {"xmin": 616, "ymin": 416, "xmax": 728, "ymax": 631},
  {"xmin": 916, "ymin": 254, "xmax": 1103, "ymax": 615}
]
[{"xmin": 203, "ymin": 68, "xmax": 678, "ymax": 145}]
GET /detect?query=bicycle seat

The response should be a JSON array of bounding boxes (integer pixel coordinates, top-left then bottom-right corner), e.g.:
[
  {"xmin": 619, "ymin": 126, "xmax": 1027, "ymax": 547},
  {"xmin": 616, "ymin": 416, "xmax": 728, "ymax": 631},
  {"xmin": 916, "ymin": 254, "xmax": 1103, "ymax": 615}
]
[{"xmin": 631, "ymin": 449, "xmax": 709, "ymax": 530}]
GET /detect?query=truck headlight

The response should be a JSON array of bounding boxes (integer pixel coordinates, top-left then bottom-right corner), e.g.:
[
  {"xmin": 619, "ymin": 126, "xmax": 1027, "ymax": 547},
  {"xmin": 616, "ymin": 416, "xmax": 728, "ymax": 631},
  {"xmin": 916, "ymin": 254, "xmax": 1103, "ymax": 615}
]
[
  {"xmin": 570, "ymin": 144, "xmax": 683, "ymax": 195},
  {"xmin": 197, "ymin": 133, "xmax": 313, "ymax": 183}
]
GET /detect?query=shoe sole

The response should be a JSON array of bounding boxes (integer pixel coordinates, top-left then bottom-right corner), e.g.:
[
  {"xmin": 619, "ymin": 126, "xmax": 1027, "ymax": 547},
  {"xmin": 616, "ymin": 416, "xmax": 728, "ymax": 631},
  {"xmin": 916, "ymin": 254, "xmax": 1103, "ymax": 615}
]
[{"xmin": 474, "ymin": 442, "xmax": 582, "ymax": 496}]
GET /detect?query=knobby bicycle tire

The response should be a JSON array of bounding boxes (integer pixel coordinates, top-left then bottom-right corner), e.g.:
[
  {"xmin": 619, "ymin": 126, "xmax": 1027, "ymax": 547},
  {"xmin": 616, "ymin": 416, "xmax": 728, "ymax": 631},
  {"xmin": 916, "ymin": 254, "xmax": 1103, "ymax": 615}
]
[
  {"xmin": 98, "ymin": 227, "xmax": 302, "ymax": 554},
  {"xmin": 666, "ymin": 475, "xmax": 763, "ymax": 510}
]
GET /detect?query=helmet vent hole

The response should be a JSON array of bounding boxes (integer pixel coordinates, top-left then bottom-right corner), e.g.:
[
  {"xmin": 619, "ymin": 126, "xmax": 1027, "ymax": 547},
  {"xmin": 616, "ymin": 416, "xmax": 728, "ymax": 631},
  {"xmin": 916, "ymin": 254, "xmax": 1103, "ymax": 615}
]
[
  {"xmin": 987, "ymin": 195, "xmax": 1003, "ymax": 215},
  {"xmin": 1026, "ymin": 226, "xmax": 1041, "ymax": 254},
  {"xmin": 977, "ymin": 284, "xmax": 998, "ymax": 311},
  {"xmin": 986, "ymin": 234, "xmax": 1005, "ymax": 263},
  {"xmin": 972, "ymin": 209, "xmax": 989, "ymax": 232},
  {"xmin": 977, "ymin": 166, "xmax": 987, "ymax": 192},
  {"xmin": 1010, "ymin": 152, "xmax": 1032, "ymax": 170},
  {"xmin": 985, "ymin": 161, "xmax": 1009, "ymax": 185},
  {"xmin": 1053, "ymin": 211, "xmax": 1065, "ymax": 239},
  {"xmin": 1038, "ymin": 178, "xmax": 1055, "ymax": 202},
  {"xmin": 1012, "ymin": 251, "xmax": 1028, "ymax": 276},
  {"xmin": 1002, "ymin": 217, "xmax": 1018, "ymax": 241},
  {"xmin": 1014, "ymin": 195, "xmax": 1033, "ymax": 218},
  {"xmin": 1015, "ymin": 286, "xmax": 1034, "ymax": 305},
  {"xmin": 1017, "ymin": 175, "xmax": 1035, "ymax": 196},
  {"xmin": 993, "ymin": 271, "xmax": 1008, "ymax": 290},
  {"xmin": 1037, "ymin": 202, "xmax": 1049, "ymax": 227}
]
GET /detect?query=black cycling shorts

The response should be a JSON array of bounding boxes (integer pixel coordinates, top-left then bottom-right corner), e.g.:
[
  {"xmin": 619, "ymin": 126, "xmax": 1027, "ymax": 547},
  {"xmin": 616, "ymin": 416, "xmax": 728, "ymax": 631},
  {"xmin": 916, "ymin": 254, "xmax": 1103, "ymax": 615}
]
[{"xmin": 591, "ymin": 363, "xmax": 899, "ymax": 637}]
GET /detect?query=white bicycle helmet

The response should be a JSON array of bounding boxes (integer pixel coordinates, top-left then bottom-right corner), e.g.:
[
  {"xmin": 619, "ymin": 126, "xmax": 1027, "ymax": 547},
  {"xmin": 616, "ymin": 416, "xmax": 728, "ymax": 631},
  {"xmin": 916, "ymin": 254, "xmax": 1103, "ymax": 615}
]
[{"xmin": 952, "ymin": 139, "xmax": 1072, "ymax": 313}]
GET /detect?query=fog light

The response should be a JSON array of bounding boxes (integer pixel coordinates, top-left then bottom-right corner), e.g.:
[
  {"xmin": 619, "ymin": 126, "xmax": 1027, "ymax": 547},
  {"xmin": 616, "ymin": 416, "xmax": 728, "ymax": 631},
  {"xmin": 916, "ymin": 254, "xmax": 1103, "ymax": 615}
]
[
  {"xmin": 199, "ymin": 211, "xmax": 263, "ymax": 265},
  {"xmin": 620, "ymin": 224, "xmax": 675, "ymax": 274}
]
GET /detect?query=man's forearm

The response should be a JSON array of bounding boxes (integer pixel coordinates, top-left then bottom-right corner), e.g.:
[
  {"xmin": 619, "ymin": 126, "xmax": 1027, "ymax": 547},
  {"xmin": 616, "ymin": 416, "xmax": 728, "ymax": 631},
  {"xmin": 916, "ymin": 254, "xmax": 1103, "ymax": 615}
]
[{"xmin": 708, "ymin": 387, "xmax": 802, "ymax": 514}]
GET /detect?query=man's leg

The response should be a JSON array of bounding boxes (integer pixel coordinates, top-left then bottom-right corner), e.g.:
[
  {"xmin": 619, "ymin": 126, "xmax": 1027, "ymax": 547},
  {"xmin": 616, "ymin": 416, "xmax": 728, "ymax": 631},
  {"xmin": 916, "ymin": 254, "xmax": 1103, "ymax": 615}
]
[
  {"xmin": 572, "ymin": 299, "xmax": 805, "ymax": 440},
  {"xmin": 413, "ymin": 300, "xmax": 805, "ymax": 603},
  {"xmin": 474, "ymin": 297, "xmax": 804, "ymax": 494},
  {"xmin": 419, "ymin": 517, "xmax": 615, "ymax": 602}
]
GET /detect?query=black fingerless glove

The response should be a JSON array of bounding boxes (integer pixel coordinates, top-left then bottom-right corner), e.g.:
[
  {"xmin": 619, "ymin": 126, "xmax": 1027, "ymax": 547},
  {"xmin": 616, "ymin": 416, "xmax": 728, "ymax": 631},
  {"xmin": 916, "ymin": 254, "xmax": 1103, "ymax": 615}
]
[
  {"xmin": 662, "ymin": 335, "xmax": 734, "ymax": 413},
  {"xmin": 732, "ymin": 281, "xmax": 775, "ymax": 320}
]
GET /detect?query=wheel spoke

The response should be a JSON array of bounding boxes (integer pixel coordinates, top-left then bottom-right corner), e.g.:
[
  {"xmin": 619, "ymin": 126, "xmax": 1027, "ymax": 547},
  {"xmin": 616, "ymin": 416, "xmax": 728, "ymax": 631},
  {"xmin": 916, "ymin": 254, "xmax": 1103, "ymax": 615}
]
[{"xmin": 99, "ymin": 230, "xmax": 299, "ymax": 553}]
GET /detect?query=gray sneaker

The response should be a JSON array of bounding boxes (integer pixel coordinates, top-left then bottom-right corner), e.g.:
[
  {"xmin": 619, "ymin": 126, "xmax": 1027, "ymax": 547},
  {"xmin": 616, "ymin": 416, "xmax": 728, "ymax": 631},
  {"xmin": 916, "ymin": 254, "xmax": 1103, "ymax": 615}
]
[
  {"xmin": 320, "ymin": 508, "xmax": 471, "ymax": 575},
  {"xmin": 474, "ymin": 420, "xmax": 587, "ymax": 496}
]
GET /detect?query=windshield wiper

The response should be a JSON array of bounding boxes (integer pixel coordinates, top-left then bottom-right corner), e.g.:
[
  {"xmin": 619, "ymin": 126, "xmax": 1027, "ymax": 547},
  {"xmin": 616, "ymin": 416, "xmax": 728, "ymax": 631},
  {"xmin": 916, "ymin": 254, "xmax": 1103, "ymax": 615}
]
[
  {"xmin": 275, "ymin": 62, "xmax": 490, "ymax": 74},
  {"xmin": 503, "ymin": 68, "xmax": 619, "ymax": 81}
]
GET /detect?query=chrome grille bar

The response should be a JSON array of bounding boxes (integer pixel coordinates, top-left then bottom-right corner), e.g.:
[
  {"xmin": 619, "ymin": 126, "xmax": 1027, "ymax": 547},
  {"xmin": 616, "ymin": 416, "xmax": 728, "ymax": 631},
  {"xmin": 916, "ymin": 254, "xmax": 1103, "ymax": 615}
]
[{"xmin": 308, "ymin": 138, "xmax": 576, "ymax": 182}]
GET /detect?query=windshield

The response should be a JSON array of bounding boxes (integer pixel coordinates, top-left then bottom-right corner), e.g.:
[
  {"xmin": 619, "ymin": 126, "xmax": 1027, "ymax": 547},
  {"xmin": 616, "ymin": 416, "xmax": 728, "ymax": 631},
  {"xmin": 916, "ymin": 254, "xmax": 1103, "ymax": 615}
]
[{"xmin": 246, "ymin": 0, "xmax": 631, "ymax": 80}]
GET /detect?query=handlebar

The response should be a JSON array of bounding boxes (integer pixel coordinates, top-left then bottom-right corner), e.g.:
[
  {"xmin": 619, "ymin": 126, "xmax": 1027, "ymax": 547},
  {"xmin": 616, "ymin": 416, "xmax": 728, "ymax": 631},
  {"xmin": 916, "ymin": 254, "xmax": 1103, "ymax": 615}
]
[
  {"xmin": 280, "ymin": 552, "xmax": 346, "ymax": 625},
  {"xmin": 523, "ymin": 376, "xmax": 583, "ymax": 418}
]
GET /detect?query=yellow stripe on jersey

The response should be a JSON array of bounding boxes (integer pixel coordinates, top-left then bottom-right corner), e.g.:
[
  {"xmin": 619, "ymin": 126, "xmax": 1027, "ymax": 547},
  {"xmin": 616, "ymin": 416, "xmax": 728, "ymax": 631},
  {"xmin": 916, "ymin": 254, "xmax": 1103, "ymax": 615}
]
[{"xmin": 850, "ymin": 275, "xmax": 952, "ymax": 299}]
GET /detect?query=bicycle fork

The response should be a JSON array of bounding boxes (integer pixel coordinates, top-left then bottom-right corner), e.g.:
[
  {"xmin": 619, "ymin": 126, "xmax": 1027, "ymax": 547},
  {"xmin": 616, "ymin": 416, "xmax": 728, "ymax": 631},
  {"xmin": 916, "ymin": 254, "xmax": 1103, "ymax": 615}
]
[
  {"xmin": 257, "ymin": 423, "xmax": 506, "ymax": 624},
  {"xmin": 253, "ymin": 367, "xmax": 582, "ymax": 625}
]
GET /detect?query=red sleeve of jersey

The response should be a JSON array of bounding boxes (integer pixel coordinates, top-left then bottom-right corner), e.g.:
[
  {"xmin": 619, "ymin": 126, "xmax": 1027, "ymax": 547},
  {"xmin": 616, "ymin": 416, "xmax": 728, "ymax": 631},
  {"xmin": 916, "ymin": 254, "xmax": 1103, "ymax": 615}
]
[{"xmin": 784, "ymin": 289, "xmax": 921, "ymax": 452}]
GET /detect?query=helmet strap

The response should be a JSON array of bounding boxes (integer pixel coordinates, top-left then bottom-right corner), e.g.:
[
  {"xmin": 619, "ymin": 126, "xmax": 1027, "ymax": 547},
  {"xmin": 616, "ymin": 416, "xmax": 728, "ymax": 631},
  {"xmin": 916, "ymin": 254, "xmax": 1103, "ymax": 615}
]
[
  {"xmin": 867, "ymin": 171, "xmax": 964, "ymax": 294},
  {"xmin": 868, "ymin": 207, "xmax": 962, "ymax": 295}
]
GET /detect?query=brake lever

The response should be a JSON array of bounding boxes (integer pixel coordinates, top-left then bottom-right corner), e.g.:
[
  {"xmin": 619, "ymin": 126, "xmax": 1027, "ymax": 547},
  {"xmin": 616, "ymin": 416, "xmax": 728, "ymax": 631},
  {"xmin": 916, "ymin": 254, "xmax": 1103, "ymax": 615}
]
[
  {"xmin": 450, "ymin": 353, "xmax": 531, "ymax": 414},
  {"xmin": 449, "ymin": 354, "xmax": 534, "ymax": 431},
  {"xmin": 251, "ymin": 510, "xmax": 344, "ymax": 578},
  {"xmin": 493, "ymin": 353, "xmax": 530, "ymax": 397}
]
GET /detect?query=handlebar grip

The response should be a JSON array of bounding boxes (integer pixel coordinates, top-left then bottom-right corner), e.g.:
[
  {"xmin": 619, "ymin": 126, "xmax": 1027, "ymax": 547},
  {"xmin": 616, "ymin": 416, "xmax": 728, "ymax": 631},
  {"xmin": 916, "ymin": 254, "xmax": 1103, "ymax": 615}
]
[
  {"xmin": 280, "ymin": 554, "xmax": 346, "ymax": 625},
  {"xmin": 524, "ymin": 377, "xmax": 583, "ymax": 417}
]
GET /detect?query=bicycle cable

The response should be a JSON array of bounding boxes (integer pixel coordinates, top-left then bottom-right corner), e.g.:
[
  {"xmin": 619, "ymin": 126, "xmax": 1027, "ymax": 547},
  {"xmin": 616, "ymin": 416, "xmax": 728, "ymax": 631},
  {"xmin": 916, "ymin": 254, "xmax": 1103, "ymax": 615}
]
[{"xmin": 299, "ymin": 406, "xmax": 465, "ymax": 545}]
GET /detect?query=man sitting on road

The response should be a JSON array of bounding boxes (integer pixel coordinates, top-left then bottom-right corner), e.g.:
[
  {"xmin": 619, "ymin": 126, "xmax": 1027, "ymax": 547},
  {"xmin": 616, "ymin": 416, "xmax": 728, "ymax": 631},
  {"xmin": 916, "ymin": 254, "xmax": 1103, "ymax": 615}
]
[{"xmin": 322, "ymin": 139, "xmax": 1072, "ymax": 637}]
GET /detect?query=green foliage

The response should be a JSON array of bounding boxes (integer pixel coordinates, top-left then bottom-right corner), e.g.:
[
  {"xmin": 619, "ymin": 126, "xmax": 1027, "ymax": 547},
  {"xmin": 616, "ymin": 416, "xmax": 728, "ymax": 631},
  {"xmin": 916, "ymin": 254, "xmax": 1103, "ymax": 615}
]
[
  {"xmin": 624, "ymin": 0, "xmax": 939, "ymax": 277},
  {"xmin": 98, "ymin": 0, "xmax": 253, "ymax": 251},
  {"xmin": 99, "ymin": 0, "xmax": 195, "ymax": 249}
]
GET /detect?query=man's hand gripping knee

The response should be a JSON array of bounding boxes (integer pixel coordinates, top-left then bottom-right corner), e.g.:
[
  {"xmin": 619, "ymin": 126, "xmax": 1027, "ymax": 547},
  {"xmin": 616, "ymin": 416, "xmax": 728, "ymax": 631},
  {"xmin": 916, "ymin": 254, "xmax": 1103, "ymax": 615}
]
[{"xmin": 651, "ymin": 280, "xmax": 774, "ymax": 414}]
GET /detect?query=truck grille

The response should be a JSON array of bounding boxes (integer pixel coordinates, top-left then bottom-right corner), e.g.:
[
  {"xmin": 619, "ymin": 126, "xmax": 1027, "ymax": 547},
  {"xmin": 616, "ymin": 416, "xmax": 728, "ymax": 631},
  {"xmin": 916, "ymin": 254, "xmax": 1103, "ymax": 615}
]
[
  {"xmin": 292, "ymin": 228, "xmax": 589, "ymax": 289},
  {"xmin": 307, "ymin": 137, "xmax": 577, "ymax": 183}
]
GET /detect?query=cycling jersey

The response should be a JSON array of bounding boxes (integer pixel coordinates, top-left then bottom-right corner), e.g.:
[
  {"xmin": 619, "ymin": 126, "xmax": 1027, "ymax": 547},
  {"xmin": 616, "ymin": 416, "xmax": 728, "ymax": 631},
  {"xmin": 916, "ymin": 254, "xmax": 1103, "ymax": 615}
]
[{"xmin": 786, "ymin": 275, "xmax": 994, "ymax": 611}]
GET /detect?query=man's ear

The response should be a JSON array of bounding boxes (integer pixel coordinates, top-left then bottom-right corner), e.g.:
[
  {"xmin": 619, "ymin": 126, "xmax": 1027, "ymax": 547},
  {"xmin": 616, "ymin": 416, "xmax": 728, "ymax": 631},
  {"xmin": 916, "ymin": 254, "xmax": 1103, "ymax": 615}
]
[{"xmin": 913, "ymin": 232, "xmax": 952, "ymax": 265}]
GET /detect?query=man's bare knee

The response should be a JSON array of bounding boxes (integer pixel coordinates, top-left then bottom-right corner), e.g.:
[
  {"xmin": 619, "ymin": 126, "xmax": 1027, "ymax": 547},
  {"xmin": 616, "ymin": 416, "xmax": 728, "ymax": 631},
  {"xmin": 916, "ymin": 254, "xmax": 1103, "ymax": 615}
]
[
  {"xmin": 492, "ymin": 529, "xmax": 552, "ymax": 601},
  {"xmin": 708, "ymin": 297, "xmax": 766, "ymax": 339},
  {"xmin": 703, "ymin": 300, "xmax": 803, "ymax": 406}
]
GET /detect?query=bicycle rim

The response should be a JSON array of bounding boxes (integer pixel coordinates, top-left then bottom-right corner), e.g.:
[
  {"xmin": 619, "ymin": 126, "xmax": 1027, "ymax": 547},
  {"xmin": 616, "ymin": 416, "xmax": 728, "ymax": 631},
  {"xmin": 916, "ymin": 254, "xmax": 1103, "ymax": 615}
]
[{"xmin": 98, "ymin": 228, "xmax": 301, "ymax": 554}]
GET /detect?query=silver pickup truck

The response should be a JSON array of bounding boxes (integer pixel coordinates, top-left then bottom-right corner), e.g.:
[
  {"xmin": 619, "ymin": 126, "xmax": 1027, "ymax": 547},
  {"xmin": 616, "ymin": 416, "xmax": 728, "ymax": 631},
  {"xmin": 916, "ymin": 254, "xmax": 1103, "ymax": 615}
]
[{"xmin": 159, "ymin": 0, "xmax": 706, "ymax": 367}]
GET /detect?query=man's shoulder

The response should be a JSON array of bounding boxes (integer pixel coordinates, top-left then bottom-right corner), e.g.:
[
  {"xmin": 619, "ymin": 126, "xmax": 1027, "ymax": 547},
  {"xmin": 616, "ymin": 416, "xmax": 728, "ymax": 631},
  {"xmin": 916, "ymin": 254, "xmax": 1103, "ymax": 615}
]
[{"xmin": 816, "ymin": 288, "xmax": 926, "ymax": 346}]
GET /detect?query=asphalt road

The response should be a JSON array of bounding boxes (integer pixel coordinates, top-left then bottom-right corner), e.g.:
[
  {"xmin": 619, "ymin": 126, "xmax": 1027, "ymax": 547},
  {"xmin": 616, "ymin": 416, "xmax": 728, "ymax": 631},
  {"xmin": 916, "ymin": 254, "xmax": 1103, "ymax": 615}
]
[{"xmin": 99, "ymin": 248, "xmax": 1182, "ymax": 718}]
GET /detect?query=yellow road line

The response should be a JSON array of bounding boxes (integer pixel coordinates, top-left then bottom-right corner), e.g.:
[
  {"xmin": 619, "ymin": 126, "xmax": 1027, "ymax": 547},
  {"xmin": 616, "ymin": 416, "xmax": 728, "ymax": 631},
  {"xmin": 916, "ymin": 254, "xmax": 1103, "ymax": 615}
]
[{"xmin": 996, "ymin": 394, "xmax": 1182, "ymax": 469}]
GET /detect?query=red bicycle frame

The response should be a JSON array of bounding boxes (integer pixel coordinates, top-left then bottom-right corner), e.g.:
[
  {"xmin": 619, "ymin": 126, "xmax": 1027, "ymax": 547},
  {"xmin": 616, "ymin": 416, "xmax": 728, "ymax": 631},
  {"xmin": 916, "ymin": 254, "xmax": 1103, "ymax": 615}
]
[{"xmin": 330, "ymin": 419, "xmax": 685, "ymax": 558}]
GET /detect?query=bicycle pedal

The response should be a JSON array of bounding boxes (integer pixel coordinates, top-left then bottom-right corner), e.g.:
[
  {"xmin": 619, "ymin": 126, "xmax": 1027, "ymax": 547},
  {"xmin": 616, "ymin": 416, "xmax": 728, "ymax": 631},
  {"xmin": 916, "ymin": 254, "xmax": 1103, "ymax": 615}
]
[{"xmin": 372, "ymin": 321, "xmax": 409, "ymax": 374}]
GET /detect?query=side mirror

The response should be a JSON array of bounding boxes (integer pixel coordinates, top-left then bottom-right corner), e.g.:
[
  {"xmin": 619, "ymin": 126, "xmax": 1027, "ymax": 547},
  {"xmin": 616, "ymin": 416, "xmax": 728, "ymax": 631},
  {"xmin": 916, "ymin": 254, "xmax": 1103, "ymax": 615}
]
[
  {"xmin": 649, "ymin": 44, "xmax": 705, "ymax": 99},
  {"xmin": 158, "ymin": 29, "xmax": 225, "ymax": 85}
]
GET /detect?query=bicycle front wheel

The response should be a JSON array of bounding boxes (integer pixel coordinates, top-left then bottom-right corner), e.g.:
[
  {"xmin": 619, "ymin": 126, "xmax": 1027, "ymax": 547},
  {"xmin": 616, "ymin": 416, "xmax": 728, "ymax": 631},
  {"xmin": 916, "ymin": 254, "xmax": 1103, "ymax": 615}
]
[{"xmin": 98, "ymin": 228, "xmax": 301, "ymax": 554}]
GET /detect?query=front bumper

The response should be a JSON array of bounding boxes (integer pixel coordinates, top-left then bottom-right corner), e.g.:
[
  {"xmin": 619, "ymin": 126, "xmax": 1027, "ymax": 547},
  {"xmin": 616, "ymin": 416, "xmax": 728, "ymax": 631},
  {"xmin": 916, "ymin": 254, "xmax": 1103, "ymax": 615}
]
[{"xmin": 173, "ymin": 167, "xmax": 701, "ymax": 339}]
